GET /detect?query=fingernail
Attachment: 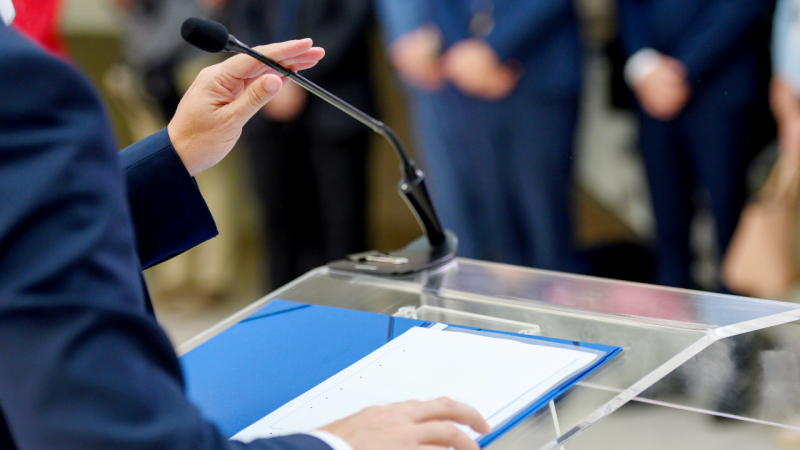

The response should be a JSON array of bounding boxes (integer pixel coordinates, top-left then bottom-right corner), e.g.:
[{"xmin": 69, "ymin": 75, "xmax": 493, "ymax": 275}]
[{"xmin": 264, "ymin": 76, "xmax": 281, "ymax": 93}]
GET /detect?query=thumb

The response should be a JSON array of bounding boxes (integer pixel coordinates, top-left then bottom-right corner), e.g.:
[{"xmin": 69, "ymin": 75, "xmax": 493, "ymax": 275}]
[{"xmin": 228, "ymin": 74, "xmax": 283, "ymax": 124}]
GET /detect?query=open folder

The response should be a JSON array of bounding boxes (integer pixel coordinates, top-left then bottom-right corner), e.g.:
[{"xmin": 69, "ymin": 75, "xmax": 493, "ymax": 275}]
[{"xmin": 180, "ymin": 300, "xmax": 622, "ymax": 447}]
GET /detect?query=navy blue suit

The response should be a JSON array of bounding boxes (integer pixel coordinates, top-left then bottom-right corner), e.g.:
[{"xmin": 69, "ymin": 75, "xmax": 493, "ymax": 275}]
[
  {"xmin": 0, "ymin": 24, "xmax": 330, "ymax": 450},
  {"xmin": 378, "ymin": 0, "xmax": 585, "ymax": 271},
  {"xmin": 618, "ymin": 0, "xmax": 772, "ymax": 288}
]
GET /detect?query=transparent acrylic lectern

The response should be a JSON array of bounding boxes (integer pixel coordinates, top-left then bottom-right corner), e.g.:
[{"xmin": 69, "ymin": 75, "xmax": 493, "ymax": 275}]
[{"xmin": 178, "ymin": 258, "xmax": 800, "ymax": 449}]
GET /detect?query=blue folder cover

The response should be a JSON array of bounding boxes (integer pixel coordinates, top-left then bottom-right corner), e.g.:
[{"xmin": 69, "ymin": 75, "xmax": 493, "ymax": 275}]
[{"xmin": 180, "ymin": 300, "xmax": 622, "ymax": 447}]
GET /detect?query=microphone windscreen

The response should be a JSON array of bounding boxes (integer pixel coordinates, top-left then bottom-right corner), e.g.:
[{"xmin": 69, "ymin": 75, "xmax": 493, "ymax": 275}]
[{"xmin": 181, "ymin": 17, "xmax": 229, "ymax": 53}]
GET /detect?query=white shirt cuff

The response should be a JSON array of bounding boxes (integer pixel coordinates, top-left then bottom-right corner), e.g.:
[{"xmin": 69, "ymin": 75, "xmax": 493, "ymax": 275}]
[
  {"xmin": 623, "ymin": 48, "xmax": 663, "ymax": 87},
  {"xmin": 307, "ymin": 430, "xmax": 355, "ymax": 450}
]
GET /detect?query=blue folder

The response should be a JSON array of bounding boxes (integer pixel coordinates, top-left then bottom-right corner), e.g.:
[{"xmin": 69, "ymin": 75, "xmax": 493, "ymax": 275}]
[{"xmin": 180, "ymin": 300, "xmax": 622, "ymax": 447}]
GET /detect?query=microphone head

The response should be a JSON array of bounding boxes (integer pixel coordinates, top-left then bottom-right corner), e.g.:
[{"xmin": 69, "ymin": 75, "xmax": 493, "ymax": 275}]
[{"xmin": 181, "ymin": 17, "xmax": 230, "ymax": 53}]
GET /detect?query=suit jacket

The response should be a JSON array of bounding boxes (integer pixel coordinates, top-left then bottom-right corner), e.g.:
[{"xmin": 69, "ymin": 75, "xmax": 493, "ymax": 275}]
[
  {"xmin": 228, "ymin": 0, "xmax": 374, "ymax": 140},
  {"xmin": 428, "ymin": 0, "xmax": 582, "ymax": 99},
  {"xmin": 0, "ymin": 24, "xmax": 330, "ymax": 450},
  {"xmin": 618, "ymin": 0, "xmax": 772, "ymax": 105}
]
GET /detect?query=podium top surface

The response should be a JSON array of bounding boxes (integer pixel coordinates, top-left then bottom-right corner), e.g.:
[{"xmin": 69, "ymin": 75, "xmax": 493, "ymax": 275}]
[{"xmin": 180, "ymin": 258, "xmax": 800, "ymax": 450}]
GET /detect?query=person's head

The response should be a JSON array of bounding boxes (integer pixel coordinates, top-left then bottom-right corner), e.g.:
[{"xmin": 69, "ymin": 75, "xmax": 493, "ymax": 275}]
[{"xmin": 0, "ymin": 0, "xmax": 15, "ymax": 26}]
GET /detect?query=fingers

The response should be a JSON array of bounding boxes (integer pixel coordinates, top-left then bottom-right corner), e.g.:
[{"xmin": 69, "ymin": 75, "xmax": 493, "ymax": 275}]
[
  {"xmin": 213, "ymin": 39, "xmax": 322, "ymax": 90},
  {"xmin": 226, "ymin": 73, "xmax": 283, "ymax": 125},
  {"xmin": 416, "ymin": 421, "xmax": 480, "ymax": 450},
  {"xmin": 284, "ymin": 60, "xmax": 321, "ymax": 72},
  {"xmin": 251, "ymin": 39, "xmax": 314, "ymax": 63},
  {"xmin": 277, "ymin": 47, "xmax": 326, "ymax": 67},
  {"xmin": 406, "ymin": 398, "xmax": 491, "ymax": 435}
]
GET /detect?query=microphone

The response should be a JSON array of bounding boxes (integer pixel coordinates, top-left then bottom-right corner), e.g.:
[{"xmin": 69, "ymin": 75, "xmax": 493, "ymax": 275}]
[{"xmin": 181, "ymin": 18, "xmax": 456, "ymax": 275}]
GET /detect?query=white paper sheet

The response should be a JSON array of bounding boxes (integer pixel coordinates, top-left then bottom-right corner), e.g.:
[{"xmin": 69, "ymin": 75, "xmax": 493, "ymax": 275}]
[{"xmin": 233, "ymin": 326, "xmax": 597, "ymax": 443}]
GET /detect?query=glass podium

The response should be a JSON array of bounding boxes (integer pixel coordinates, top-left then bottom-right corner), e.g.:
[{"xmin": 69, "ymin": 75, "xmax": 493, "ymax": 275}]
[{"xmin": 178, "ymin": 258, "xmax": 800, "ymax": 449}]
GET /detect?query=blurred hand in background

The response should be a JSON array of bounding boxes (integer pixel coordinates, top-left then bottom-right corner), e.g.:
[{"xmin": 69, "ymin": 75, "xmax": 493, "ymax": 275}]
[
  {"xmin": 197, "ymin": 0, "xmax": 228, "ymax": 10},
  {"xmin": 442, "ymin": 38, "xmax": 522, "ymax": 101},
  {"xmin": 630, "ymin": 55, "xmax": 691, "ymax": 121},
  {"xmin": 389, "ymin": 26, "xmax": 445, "ymax": 92},
  {"xmin": 771, "ymin": 76, "xmax": 800, "ymax": 161},
  {"xmin": 261, "ymin": 80, "xmax": 308, "ymax": 122}
]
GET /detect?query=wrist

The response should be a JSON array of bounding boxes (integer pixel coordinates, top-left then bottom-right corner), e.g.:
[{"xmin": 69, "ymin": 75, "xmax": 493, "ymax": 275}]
[
  {"xmin": 624, "ymin": 48, "xmax": 662, "ymax": 88},
  {"xmin": 166, "ymin": 122, "xmax": 197, "ymax": 176}
]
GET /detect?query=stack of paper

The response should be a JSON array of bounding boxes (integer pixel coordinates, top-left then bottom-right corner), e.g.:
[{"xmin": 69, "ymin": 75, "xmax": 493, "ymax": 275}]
[{"xmin": 233, "ymin": 325, "xmax": 599, "ymax": 442}]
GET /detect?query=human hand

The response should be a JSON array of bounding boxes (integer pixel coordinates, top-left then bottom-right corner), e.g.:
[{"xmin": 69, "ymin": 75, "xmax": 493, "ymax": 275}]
[
  {"xmin": 631, "ymin": 56, "xmax": 691, "ymax": 121},
  {"xmin": 111, "ymin": 0, "xmax": 135, "ymax": 10},
  {"xmin": 772, "ymin": 77, "xmax": 800, "ymax": 161},
  {"xmin": 442, "ymin": 38, "xmax": 522, "ymax": 101},
  {"xmin": 778, "ymin": 116, "xmax": 800, "ymax": 162},
  {"xmin": 261, "ymin": 80, "xmax": 308, "ymax": 122},
  {"xmin": 389, "ymin": 26, "xmax": 445, "ymax": 92},
  {"xmin": 319, "ymin": 397, "xmax": 491, "ymax": 450},
  {"xmin": 197, "ymin": 0, "xmax": 228, "ymax": 10},
  {"xmin": 167, "ymin": 39, "xmax": 324, "ymax": 176}
]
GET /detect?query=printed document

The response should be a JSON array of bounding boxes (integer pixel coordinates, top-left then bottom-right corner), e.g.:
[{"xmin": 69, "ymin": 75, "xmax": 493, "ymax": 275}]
[{"xmin": 233, "ymin": 326, "xmax": 598, "ymax": 442}]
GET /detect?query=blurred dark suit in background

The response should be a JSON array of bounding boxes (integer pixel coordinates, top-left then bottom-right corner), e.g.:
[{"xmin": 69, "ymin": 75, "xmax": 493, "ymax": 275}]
[
  {"xmin": 380, "ymin": 0, "xmax": 587, "ymax": 273},
  {"xmin": 619, "ymin": 0, "xmax": 774, "ymax": 289},
  {"xmin": 228, "ymin": 0, "xmax": 374, "ymax": 290}
]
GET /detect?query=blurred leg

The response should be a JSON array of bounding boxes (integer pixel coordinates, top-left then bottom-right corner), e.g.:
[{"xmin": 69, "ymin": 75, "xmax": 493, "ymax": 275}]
[
  {"xmin": 680, "ymin": 97, "xmax": 748, "ymax": 285},
  {"xmin": 442, "ymin": 91, "xmax": 520, "ymax": 263},
  {"xmin": 242, "ymin": 116, "xmax": 318, "ymax": 290},
  {"xmin": 308, "ymin": 131, "xmax": 369, "ymax": 263},
  {"xmin": 409, "ymin": 91, "xmax": 482, "ymax": 258},
  {"xmin": 638, "ymin": 112, "xmax": 694, "ymax": 288},
  {"xmin": 507, "ymin": 97, "xmax": 585, "ymax": 272}
]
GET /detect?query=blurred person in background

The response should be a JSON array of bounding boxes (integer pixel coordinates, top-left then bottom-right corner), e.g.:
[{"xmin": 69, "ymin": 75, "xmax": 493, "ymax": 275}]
[
  {"xmin": 226, "ymin": 0, "xmax": 374, "ymax": 290},
  {"xmin": 114, "ymin": 0, "xmax": 226, "ymax": 122},
  {"xmin": 375, "ymin": 0, "xmax": 469, "ymax": 256},
  {"xmin": 618, "ymin": 0, "xmax": 773, "ymax": 290},
  {"xmin": 377, "ymin": 0, "xmax": 587, "ymax": 273}
]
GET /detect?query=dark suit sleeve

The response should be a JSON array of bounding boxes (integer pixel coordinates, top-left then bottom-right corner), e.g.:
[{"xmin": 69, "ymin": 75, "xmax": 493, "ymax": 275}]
[
  {"xmin": 484, "ymin": 0, "xmax": 574, "ymax": 60},
  {"xmin": 671, "ymin": 0, "xmax": 768, "ymax": 80},
  {"xmin": 0, "ymin": 28, "xmax": 330, "ymax": 450},
  {"xmin": 375, "ymin": 0, "xmax": 432, "ymax": 45},
  {"xmin": 617, "ymin": 0, "xmax": 656, "ymax": 58},
  {"xmin": 119, "ymin": 129, "xmax": 218, "ymax": 269}
]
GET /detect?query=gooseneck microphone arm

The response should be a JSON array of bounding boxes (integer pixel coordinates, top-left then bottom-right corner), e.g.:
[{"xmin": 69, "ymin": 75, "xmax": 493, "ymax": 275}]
[
  {"xmin": 181, "ymin": 17, "xmax": 449, "ymax": 252},
  {"xmin": 226, "ymin": 39, "xmax": 446, "ymax": 247},
  {"xmin": 226, "ymin": 38, "xmax": 419, "ymax": 182}
]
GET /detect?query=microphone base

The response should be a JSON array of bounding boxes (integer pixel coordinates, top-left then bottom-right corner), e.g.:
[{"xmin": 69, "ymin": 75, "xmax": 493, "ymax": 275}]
[{"xmin": 328, "ymin": 230, "xmax": 458, "ymax": 276}]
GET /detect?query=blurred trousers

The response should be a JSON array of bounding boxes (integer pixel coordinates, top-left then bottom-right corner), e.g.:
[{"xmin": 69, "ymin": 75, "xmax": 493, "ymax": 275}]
[
  {"xmin": 414, "ymin": 87, "xmax": 585, "ymax": 273},
  {"xmin": 243, "ymin": 114, "xmax": 368, "ymax": 290},
  {"xmin": 637, "ymin": 88, "xmax": 753, "ymax": 289}
]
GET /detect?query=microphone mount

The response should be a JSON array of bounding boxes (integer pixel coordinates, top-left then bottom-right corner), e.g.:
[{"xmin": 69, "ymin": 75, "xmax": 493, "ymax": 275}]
[{"xmin": 190, "ymin": 24, "xmax": 458, "ymax": 275}]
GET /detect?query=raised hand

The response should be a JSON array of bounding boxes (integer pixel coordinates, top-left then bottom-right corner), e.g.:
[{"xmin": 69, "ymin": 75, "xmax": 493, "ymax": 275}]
[{"xmin": 167, "ymin": 38, "xmax": 325, "ymax": 176}]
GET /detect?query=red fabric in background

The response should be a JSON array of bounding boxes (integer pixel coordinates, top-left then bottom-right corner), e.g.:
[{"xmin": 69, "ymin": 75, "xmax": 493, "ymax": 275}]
[{"xmin": 11, "ymin": 0, "xmax": 69, "ymax": 58}]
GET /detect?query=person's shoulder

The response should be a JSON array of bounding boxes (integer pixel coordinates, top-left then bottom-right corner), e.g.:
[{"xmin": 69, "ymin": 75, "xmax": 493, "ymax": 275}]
[
  {"xmin": 0, "ymin": 25, "xmax": 102, "ymax": 119},
  {"xmin": 0, "ymin": 24, "xmax": 63, "ymax": 69}
]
